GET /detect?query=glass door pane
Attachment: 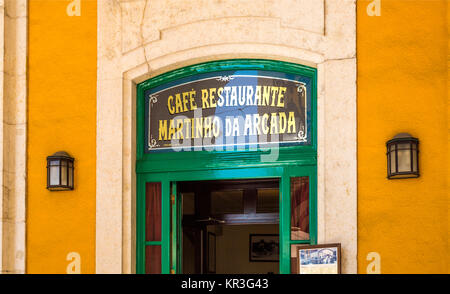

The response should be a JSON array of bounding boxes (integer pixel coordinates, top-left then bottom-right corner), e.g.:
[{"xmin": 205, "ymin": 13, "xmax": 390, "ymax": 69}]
[
  {"xmin": 290, "ymin": 177, "xmax": 309, "ymax": 240},
  {"xmin": 289, "ymin": 175, "xmax": 314, "ymax": 274},
  {"xmin": 280, "ymin": 167, "xmax": 316, "ymax": 274},
  {"xmin": 171, "ymin": 182, "xmax": 182, "ymax": 274},
  {"xmin": 145, "ymin": 246, "xmax": 162, "ymax": 274},
  {"xmin": 144, "ymin": 182, "xmax": 162, "ymax": 274},
  {"xmin": 138, "ymin": 178, "xmax": 170, "ymax": 274},
  {"xmin": 146, "ymin": 183, "xmax": 162, "ymax": 241}
]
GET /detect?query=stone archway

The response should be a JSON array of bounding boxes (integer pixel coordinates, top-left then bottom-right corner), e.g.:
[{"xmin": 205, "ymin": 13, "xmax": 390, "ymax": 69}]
[{"xmin": 96, "ymin": 0, "xmax": 357, "ymax": 274}]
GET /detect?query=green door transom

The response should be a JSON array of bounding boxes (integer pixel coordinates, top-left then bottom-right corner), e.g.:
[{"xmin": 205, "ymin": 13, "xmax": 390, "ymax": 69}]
[{"xmin": 136, "ymin": 59, "xmax": 317, "ymax": 274}]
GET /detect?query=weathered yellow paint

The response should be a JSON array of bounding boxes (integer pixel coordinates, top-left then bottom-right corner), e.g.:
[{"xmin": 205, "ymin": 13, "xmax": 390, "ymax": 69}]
[
  {"xmin": 27, "ymin": 0, "xmax": 97, "ymax": 273},
  {"xmin": 357, "ymin": 0, "xmax": 448, "ymax": 273}
]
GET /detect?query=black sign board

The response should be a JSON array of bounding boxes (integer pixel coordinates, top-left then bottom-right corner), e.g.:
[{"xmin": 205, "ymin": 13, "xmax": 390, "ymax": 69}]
[{"xmin": 144, "ymin": 70, "xmax": 311, "ymax": 152}]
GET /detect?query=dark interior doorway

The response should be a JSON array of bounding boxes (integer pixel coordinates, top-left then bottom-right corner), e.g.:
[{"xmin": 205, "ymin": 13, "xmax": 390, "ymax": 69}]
[{"xmin": 180, "ymin": 179, "xmax": 280, "ymax": 274}]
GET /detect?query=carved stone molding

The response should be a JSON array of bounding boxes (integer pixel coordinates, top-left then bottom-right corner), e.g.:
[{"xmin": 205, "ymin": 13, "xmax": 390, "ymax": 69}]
[
  {"xmin": 97, "ymin": 0, "xmax": 356, "ymax": 274},
  {"xmin": 0, "ymin": 0, "xmax": 27, "ymax": 274}
]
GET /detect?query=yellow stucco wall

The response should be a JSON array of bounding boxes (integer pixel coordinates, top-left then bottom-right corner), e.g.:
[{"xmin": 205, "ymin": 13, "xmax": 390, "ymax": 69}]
[
  {"xmin": 24, "ymin": 0, "xmax": 448, "ymax": 274},
  {"xmin": 357, "ymin": 0, "xmax": 448, "ymax": 273},
  {"xmin": 27, "ymin": 0, "xmax": 97, "ymax": 273}
]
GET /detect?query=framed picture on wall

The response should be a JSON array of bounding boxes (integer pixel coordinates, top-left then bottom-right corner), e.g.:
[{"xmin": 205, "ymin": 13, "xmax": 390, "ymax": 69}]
[
  {"xmin": 249, "ymin": 234, "xmax": 279, "ymax": 262},
  {"xmin": 295, "ymin": 243, "xmax": 341, "ymax": 274},
  {"xmin": 207, "ymin": 232, "xmax": 216, "ymax": 273}
]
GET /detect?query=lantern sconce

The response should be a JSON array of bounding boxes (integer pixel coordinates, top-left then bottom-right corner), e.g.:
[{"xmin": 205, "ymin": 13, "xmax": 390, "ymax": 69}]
[
  {"xmin": 386, "ymin": 133, "xmax": 419, "ymax": 179},
  {"xmin": 46, "ymin": 151, "xmax": 74, "ymax": 191}
]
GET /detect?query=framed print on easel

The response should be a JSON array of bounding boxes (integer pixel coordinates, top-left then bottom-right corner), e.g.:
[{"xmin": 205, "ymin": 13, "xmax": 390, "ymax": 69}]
[{"xmin": 296, "ymin": 243, "xmax": 341, "ymax": 274}]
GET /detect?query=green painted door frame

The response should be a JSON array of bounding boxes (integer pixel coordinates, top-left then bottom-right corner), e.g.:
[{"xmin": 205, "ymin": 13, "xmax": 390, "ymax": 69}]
[{"xmin": 136, "ymin": 59, "xmax": 317, "ymax": 274}]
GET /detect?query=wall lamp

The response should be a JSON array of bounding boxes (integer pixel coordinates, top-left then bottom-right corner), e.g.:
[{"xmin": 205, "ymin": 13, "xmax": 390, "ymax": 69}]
[
  {"xmin": 386, "ymin": 133, "xmax": 419, "ymax": 179},
  {"xmin": 46, "ymin": 151, "xmax": 74, "ymax": 191}
]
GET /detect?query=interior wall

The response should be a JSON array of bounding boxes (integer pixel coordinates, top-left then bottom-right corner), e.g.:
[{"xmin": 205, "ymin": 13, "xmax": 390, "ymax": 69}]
[
  {"xmin": 182, "ymin": 229, "xmax": 196, "ymax": 274},
  {"xmin": 211, "ymin": 224, "xmax": 279, "ymax": 274}
]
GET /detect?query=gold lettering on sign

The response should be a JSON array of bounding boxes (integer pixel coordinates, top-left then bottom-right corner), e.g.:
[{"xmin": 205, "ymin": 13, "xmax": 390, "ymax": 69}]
[{"xmin": 152, "ymin": 80, "xmax": 307, "ymax": 151}]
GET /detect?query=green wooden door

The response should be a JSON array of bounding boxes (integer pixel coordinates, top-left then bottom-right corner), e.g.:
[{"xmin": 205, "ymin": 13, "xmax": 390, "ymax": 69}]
[
  {"xmin": 136, "ymin": 174, "xmax": 171, "ymax": 274},
  {"xmin": 136, "ymin": 165, "xmax": 316, "ymax": 274},
  {"xmin": 280, "ymin": 165, "xmax": 317, "ymax": 274}
]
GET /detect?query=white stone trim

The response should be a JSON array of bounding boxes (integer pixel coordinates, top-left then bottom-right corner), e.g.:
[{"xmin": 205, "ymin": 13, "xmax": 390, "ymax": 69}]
[
  {"xmin": 0, "ymin": 0, "xmax": 4, "ymax": 273},
  {"xmin": 0, "ymin": 0, "xmax": 27, "ymax": 274},
  {"xmin": 97, "ymin": 0, "xmax": 356, "ymax": 274}
]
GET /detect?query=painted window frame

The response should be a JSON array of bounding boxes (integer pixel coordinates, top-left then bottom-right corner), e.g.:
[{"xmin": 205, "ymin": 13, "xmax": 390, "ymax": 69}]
[{"xmin": 136, "ymin": 59, "xmax": 317, "ymax": 274}]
